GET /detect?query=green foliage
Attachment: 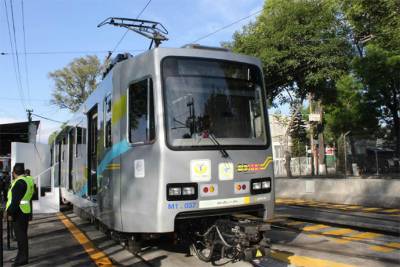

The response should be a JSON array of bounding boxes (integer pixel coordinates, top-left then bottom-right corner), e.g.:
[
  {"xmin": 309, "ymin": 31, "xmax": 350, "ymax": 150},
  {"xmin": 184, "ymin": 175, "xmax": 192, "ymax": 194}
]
[
  {"xmin": 341, "ymin": 0, "xmax": 400, "ymax": 53},
  {"xmin": 341, "ymin": 0, "xmax": 400, "ymax": 155},
  {"xmin": 49, "ymin": 55, "xmax": 102, "ymax": 112},
  {"xmin": 289, "ymin": 108, "xmax": 308, "ymax": 157},
  {"xmin": 47, "ymin": 122, "xmax": 67, "ymax": 144},
  {"xmin": 353, "ymin": 45, "xmax": 400, "ymax": 153},
  {"xmin": 47, "ymin": 130, "xmax": 58, "ymax": 145},
  {"xmin": 230, "ymin": 0, "xmax": 353, "ymax": 104},
  {"xmin": 324, "ymin": 75, "xmax": 379, "ymax": 141}
]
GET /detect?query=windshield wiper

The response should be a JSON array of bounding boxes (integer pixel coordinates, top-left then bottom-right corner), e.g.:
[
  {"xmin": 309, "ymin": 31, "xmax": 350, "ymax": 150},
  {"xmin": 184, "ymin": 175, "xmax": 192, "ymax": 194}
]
[{"xmin": 209, "ymin": 133, "xmax": 229, "ymax": 158}]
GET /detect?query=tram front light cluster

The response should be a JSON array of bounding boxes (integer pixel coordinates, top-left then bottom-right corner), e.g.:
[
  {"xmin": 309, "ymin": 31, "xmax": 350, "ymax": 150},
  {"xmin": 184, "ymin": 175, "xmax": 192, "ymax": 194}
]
[
  {"xmin": 167, "ymin": 183, "xmax": 198, "ymax": 201},
  {"xmin": 251, "ymin": 178, "xmax": 272, "ymax": 195}
]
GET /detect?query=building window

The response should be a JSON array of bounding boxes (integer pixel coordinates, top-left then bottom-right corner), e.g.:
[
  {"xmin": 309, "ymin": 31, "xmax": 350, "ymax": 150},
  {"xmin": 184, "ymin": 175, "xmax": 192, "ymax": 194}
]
[{"xmin": 128, "ymin": 78, "xmax": 155, "ymax": 144}]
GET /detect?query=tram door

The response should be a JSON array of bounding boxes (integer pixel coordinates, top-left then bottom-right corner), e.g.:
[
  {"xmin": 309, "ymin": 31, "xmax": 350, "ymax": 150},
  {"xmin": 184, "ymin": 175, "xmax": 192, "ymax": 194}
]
[
  {"xmin": 68, "ymin": 130, "xmax": 74, "ymax": 191},
  {"xmin": 87, "ymin": 106, "xmax": 98, "ymax": 198}
]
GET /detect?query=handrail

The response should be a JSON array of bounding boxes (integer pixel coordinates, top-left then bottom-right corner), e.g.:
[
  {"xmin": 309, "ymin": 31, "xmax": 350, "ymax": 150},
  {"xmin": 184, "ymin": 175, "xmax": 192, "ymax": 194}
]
[{"xmin": 34, "ymin": 164, "xmax": 57, "ymax": 201}]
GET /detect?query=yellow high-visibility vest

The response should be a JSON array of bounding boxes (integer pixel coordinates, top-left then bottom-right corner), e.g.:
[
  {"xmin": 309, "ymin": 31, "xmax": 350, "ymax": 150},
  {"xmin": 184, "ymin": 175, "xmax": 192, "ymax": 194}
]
[{"xmin": 6, "ymin": 176, "xmax": 34, "ymax": 214}]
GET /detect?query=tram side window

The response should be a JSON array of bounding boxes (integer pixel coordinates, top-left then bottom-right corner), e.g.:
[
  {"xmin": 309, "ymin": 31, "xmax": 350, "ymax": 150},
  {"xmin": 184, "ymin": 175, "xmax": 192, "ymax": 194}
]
[
  {"xmin": 128, "ymin": 78, "xmax": 155, "ymax": 144},
  {"xmin": 76, "ymin": 127, "xmax": 83, "ymax": 157},
  {"xmin": 62, "ymin": 137, "xmax": 66, "ymax": 161},
  {"xmin": 104, "ymin": 94, "xmax": 112, "ymax": 148},
  {"xmin": 55, "ymin": 143, "xmax": 59, "ymax": 163}
]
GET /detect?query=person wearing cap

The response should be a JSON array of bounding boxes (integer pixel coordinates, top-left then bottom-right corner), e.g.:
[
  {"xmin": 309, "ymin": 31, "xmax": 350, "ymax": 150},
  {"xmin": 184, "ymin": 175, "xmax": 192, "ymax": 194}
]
[{"xmin": 6, "ymin": 163, "xmax": 34, "ymax": 266}]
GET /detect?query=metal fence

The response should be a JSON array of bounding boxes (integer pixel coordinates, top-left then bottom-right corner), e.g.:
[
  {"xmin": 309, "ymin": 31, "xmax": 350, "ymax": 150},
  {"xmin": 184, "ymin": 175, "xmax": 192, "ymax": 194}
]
[{"xmin": 273, "ymin": 139, "xmax": 400, "ymax": 178}]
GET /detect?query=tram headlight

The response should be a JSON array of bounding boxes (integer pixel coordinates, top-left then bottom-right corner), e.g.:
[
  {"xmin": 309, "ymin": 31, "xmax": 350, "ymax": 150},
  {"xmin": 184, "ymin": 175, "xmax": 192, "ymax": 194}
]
[
  {"xmin": 167, "ymin": 183, "xmax": 198, "ymax": 201},
  {"xmin": 168, "ymin": 187, "xmax": 182, "ymax": 196},
  {"xmin": 262, "ymin": 181, "xmax": 271, "ymax": 189},
  {"xmin": 252, "ymin": 182, "xmax": 262, "ymax": 190},
  {"xmin": 251, "ymin": 178, "xmax": 272, "ymax": 195},
  {"xmin": 182, "ymin": 186, "xmax": 195, "ymax": 196}
]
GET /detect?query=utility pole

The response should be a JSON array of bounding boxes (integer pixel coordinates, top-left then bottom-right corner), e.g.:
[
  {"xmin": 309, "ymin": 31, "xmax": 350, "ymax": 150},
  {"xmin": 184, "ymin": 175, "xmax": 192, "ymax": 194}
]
[
  {"xmin": 317, "ymin": 101, "xmax": 326, "ymax": 175},
  {"xmin": 343, "ymin": 131, "xmax": 351, "ymax": 178},
  {"xmin": 308, "ymin": 94, "xmax": 315, "ymax": 175},
  {"xmin": 26, "ymin": 109, "xmax": 33, "ymax": 122},
  {"xmin": 26, "ymin": 109, "xmax": 36, "ymax": 144}
]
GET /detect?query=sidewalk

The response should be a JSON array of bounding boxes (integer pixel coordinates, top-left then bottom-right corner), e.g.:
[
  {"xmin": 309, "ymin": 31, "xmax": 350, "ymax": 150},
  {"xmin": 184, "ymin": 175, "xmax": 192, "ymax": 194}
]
[{"xmin": 2, "ymin": 213, "xmax": 96, "ymax": 266}]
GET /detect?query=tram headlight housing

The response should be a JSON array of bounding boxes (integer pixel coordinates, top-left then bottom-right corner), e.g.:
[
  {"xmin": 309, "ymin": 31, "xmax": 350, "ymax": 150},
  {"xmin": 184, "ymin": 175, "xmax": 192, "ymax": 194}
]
[
  {"xmin": 251, "ymin": 178, "xmax": 272, "ymax": 195},
  {"xmin": 167, "ymin": 183, "xmax": 198, "ymax": 201}
]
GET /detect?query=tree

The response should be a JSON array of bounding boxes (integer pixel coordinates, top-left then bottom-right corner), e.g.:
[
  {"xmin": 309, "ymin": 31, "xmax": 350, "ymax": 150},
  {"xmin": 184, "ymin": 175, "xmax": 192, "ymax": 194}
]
[
  {"xmin": 49, "ymin": 55, "xmax": 102, "ymax": 112},
  {"xmin": 353, "ymin": 46, "xmax": 400, "ymax": 156},
  {"xmin": 230, "ymin": 0, "xmax": 353, "ymax": 105},
  {"xmin": 341, "ymin": 0, "xmax": 400, "ymax": 156},
  {"xmin": 324, "ymin": 75, "xmax": 379, "ymax": 156},
  {"xmin": 289, "ymin": 108, "xmax": 308, "ymax": 157},
  {"xmin": 48, "ymin": 130, "xmax": 59, "ymax": 144}
]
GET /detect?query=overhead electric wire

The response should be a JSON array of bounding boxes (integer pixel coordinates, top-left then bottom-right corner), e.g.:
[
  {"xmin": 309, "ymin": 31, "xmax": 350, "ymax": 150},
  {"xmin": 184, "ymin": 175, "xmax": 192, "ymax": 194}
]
[
  {"xmin": 31, "ymin": 113, "xmax": 65, "ymax": 124},
  {"xmin": 3, "ymin": 0, "xmax": 26, "ymax": 111},
  {"xmin": 109, "ymin": 0, "xmax": 152, "ymax": 57},
  {"xmin": 1, "ymin": 49, "xmax": 145, "ymax": 55},
  {"xmin": 190, "ymin": 9, "xmax": 262, "ymax": 44},
  {"xmin": 21, "ymin": 0, "xmax": 31, "ymax": 107}
]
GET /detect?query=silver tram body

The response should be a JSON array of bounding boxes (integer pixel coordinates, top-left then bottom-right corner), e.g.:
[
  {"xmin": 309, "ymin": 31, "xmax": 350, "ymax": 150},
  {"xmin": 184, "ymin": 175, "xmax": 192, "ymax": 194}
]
[{"xmin": 54, "ymin": 46, "xmax": 274, "ymax": 236}]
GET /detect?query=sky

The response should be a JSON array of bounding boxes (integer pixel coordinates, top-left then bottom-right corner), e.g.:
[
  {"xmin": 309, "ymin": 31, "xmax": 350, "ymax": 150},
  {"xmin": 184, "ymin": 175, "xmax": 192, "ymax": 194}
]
[{"xmin": 0, "ymin": 0, "xmax": 267, "ymax": 143}]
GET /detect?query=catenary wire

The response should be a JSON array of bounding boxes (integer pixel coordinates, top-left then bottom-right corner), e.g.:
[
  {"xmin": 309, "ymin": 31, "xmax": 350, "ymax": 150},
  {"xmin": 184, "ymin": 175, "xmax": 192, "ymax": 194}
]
[
  {"xmin": 190, "ymin": 9, "xmax": 262, "ymax": 44},
  {"xmin": 1, "ymin": 49, "xmax": 145, "ymax": 55},
  {"xmin": 31, "ymin": 113, "xmax": 65, "ymax": 124},
  {"xmin": 21, "ymin": 0, "xmax": 31, "ymax": 107},
  {"xmin": 3, "ymin": 0, "xmax": 26, "ymax": 111},
  {"xmin": 9, "ymin": 0, "xmax": 25, "ymax": 102}
]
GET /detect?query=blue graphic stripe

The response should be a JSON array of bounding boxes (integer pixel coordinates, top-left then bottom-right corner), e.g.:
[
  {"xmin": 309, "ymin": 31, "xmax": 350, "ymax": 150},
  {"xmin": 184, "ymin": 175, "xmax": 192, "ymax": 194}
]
[{"xmin": 97, "ymin": 139, "xmax": 130, "ymax": 174}]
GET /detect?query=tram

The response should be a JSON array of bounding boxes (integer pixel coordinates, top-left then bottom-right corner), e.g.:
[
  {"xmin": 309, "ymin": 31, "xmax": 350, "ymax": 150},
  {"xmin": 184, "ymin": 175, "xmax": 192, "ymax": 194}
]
[{"xmin": 52, "ymin": 18, "xmax": 274, "ymax": 262}]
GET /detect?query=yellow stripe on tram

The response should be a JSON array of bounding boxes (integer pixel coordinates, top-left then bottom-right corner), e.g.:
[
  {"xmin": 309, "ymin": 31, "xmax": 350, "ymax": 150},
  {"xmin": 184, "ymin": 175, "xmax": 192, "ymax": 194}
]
[{"xmin": 57, "ymin": 213, "xmax": 114, "ymax": 266}]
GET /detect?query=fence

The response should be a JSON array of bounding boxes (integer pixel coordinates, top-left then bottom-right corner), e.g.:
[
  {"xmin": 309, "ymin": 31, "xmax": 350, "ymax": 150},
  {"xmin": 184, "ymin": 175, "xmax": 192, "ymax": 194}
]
[{"xmin": 273, "ymin": 142, "xmax": 399, "ymax": 178}]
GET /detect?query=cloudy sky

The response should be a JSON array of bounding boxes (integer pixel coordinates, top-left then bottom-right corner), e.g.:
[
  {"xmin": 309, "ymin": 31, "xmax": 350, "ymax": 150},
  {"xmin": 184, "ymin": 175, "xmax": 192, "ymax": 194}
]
[{"xmin": 0, "ymin": 0, "xmax": 264, "ymax": 143}]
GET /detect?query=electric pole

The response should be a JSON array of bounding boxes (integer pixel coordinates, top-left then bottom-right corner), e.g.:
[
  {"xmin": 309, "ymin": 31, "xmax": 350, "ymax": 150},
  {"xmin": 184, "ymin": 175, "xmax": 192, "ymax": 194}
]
[
  {"xmin": 26, "ymin": 109, "xmax": 36, "ymax": 144},
  {"xmin": 26, "ymin": 109, "xmax": 33, "ymax": 122}
]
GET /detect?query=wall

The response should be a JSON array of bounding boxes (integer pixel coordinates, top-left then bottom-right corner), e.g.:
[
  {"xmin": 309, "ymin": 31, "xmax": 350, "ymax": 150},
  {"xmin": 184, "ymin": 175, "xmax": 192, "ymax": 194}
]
[
  {"xmin": 11, "ymin": 142, "xmax": 51, "ymax": 186},
  {"xmin": 275, "ymin": 178, "xmax": 400, "ymax": 208}
]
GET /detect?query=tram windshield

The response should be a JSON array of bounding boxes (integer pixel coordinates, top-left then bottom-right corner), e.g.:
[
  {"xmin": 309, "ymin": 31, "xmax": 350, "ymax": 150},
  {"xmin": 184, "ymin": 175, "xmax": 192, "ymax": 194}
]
[{"xmin": 162, "ymin": 57, "xmax": 268, "ymax": 149}]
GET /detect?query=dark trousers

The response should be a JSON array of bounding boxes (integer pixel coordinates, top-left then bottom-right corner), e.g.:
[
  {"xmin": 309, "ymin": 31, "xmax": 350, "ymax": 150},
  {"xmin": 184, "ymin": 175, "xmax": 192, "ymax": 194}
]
[{"xmin": 14, "ymin": 213, "xmax": 29, "ymax": 262}]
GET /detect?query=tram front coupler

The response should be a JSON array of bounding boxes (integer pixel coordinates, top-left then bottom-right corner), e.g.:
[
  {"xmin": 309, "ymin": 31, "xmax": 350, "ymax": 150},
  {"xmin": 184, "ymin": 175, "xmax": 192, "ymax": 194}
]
[{"xmin": 191, "ymin": 218, "xmax": 271, "ymax": 262}]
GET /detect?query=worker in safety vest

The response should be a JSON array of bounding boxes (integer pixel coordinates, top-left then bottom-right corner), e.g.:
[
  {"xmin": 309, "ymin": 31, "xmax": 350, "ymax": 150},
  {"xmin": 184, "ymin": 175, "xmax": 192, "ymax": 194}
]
[
  {"xmin": 6, "ymin": 163, "xmax": 34, "ymax": 266},
  {"xmin": 24, "ymin": 169, "xmax": 35, "ymax": 220}
]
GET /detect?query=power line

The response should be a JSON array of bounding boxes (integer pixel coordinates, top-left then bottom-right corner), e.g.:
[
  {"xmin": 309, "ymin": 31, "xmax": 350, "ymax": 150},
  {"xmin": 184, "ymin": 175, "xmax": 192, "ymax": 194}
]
[
  {"xmin": 3, "ymin": 0, "xmax": 26, "ymax": 111},
  {"xmin": 0, "ymin": 97, "xmax": 49, "ymax": 102},
  {"xmin": 109, "ymin": 0, "xmax": 152, "ymax": 57},
  {"xmin": 1, "ymin": 49, "xmax": 145, "ymax": 56},
  {"xmin": 21, "ymin": 0, "xmax": 31, "ymax": 107},
  {"xmin": 9, "ymin": 0, "xmax": 25, "ymax": 100},
  {"xmin": 190, "ymin": 9, "xmax": 262, "ymax": 44},
  {"xmin": 31, "ymin": 113, "xmax": 65, "ymax": 124}
]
